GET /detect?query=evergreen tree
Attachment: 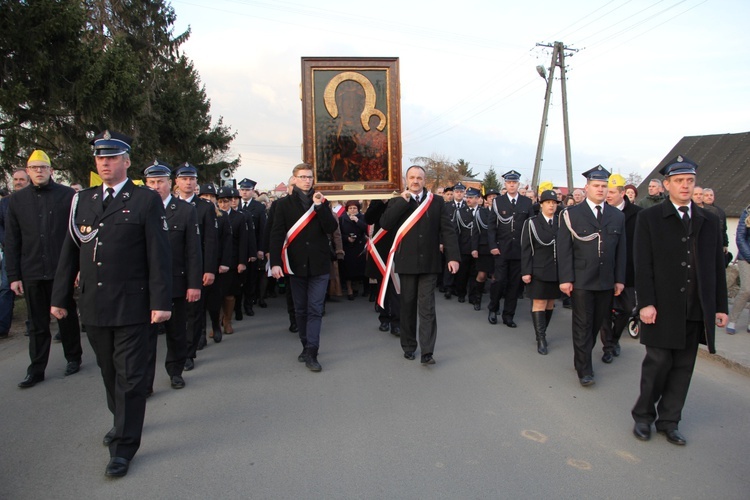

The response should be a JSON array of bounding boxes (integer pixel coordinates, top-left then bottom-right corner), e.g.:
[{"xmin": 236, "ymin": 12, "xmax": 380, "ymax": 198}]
[
  {"xmin": 0, "ymin": 0, "xmax": 237, "ymax": 184},
  {"xmin": 483, "ymin": 165, "xmax": 500, "ymax": 191},
  {"xmin": 456, "ymin": 158, "xmax": 476, "ymax": 178}
]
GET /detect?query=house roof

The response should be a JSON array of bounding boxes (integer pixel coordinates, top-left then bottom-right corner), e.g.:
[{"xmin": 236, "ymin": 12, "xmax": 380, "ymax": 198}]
[{"xmin": 637, "ymin": 132, "xmax": 750, "ymax": 217}]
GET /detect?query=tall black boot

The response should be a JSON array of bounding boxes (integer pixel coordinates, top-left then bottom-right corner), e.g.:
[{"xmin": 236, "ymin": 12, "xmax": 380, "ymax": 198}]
[
  {"xmin": 545, "ymin": 308, "xmax": 553, "ymax": 326},
  {"xmin": 531, "ymin": 311, "xmax": 548, "ymax": 355},
  {"xmin": 473, "ymin": 281, "xmax": 485, "ymax": 311},
  {"xmin": 306, "ymin": 346, "xmax": 322, "ymax": 372}
]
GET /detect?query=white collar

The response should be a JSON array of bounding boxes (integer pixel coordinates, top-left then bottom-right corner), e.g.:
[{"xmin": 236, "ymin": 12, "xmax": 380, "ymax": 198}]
[
  {"xmin": 163, "ymin": 194, "xmax": 172, "ymax": 209},
  {"xmin": 102, "ymin": 178, "xmax": 128, "ymax": 198},
  {"xmin": 672, "ymin": 202, "xmax": 691, "ymax": 218},
  {"xmin": 585, "ymin": 198, "xmax": 604, "ymax": 217}
]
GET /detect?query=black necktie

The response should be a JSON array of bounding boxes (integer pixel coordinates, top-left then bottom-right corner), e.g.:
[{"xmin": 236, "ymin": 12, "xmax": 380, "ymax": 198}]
[
  {"xmin": 595, "ymin": 205, "xmax": 602, "ymax": 224},
  {"xmin": 549, "ymin": 218, "xmax": 553, "ymax": 227},
  {"xmin": 511, "ymin": 198, "xmax": 516, "ymax": 207},
  {"xmin": 103, "ymin": 187, "xmax": 115, "ymax": 211},
  {"xmin": 679, "ymin": 206, "xmax": 690, "ymax": 230}
]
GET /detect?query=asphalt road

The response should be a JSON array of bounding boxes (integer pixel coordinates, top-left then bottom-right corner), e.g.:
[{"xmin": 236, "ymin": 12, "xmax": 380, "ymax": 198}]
[{"xmin": 1, "ymin": 292, "xmax": 749, "ymax": 499}]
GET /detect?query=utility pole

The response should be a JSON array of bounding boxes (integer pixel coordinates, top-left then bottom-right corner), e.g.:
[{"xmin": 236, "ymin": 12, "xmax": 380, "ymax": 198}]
[{"xmin": 531, "ymin": 41, "xmax": 578, "ymax": 193}]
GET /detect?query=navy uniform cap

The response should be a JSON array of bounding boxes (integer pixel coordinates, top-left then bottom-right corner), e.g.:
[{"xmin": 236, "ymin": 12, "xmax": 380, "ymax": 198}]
[
  {"xmin": 659, "ymin": 155, "xmax": 698, "ymax": 177},
  {"xmin": 443, "ymin": 186, "xmax": 454, "ymax": 193},
  {"xmin": 539, "ymin": 190, "xmax": 557, "ymax": 203},
  {"xmin": 90, "ymin": 130, "xmax": 132, "ymax": 157},
  {"xmin": 484, "ymin": 188, "xmax": 500, "ymax": 198},
  {"xmin": 453, "ymin": 182, "xmax": 466, "ymax": 191},
  {"xmin": 217, "ymin": 186, "xmax": 234, "ymax": 199},
  {"xmin": 502, "ymin": 170, "xmax": 522, "ymax": 181},
  {"xmin": 465, "ymin": 187, "xmax": 481, "ymax": 197},
  {"xmin": 199, "ymin": 183, "xmax": 217, "ymax": 196},
  {"xmin": 175, "ymin": 162, "xmax": 198, "ymax": 177},
  {"xmin": 582, "ymin": 164, "xmax": 611, "ymax": 181},
  {"xmin": 143, "ymin": 160, "xmax": 172, "ymax": 178},
  {"xmin": 238, "ymin": 178, "xmax": 257, "ymax": 190}
]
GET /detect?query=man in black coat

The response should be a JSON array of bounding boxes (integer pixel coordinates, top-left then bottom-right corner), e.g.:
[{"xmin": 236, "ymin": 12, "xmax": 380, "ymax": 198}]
[
  {"xmin": 487, "ymin": 170, "xmax": 533, "ymax": 327},
  {"xmin": 6, "ymin": 150, "xmax": 82, "ymax": 387},
  {"xmin": 174, "ymin": 163, "xmax": 218, "ymax": 368},
  {"xmin": 270, "ymin": 164, "xmax": 338, "ymax": 372},
  {"xmin": 450, "ymin": 186, "xmax": 476, "ymax": 303},
  {"xmin": 380, "ymin": 165, "xmax": 460, "ymax": 365},
  {"xmin": 631, "ymin": 156, "xmax": 727, "ymax": 446},
  {"xmin": 0, "ymin": 168, "xmax": 30, "ymax": 339},
  {"xmin": 50, "ymin": 130, "xmax": 172, "ymax": 478},
  {"xmin": 599, "ymin": 173, "xmax": 642, "ymax": 362},
  {"xmin": 238, "ymin": 178, "xmax": 267, "ymax": 313},
  {"xmin": 557, "ymin": 165, "xmax": 626, "ymax": 387},
  {"xmin": 143, "ymin": 162, "xmax": 202, "ymax": 391}
]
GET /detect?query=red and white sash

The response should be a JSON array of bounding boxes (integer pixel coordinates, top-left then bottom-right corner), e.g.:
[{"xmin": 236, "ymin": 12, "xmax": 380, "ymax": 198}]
[
  {"xmin": 367, "ymin": 227, "xmax": 389, "ymax": 278},
  {"xmin": 281, "ymin": 204, "xmax": 317, "ymax": 275},
  {"xmin": 377, "ymin": 192, "xmax": 434, "ymax": 308},
  {"xmin": 333, "ymin": 204, "xmax": 345, "ymax": 218}
]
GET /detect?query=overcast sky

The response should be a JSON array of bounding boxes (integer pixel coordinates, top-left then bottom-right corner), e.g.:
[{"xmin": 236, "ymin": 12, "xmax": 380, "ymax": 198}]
[{"xmin": 171, "ymin": 0, "xmax": 749, "ymax": 191}]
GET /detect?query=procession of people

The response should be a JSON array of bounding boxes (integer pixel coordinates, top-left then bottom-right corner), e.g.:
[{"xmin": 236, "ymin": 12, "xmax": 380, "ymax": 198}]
[{"xmin": 0, "ymin": 137, "xmax": 732, "ymax": 476}]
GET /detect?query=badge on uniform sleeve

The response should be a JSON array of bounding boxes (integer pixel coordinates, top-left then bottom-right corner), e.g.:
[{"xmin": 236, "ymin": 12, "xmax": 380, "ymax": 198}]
[{"xmin": 161, "ymin": 216, "xmax": 168, "ymax": 231}]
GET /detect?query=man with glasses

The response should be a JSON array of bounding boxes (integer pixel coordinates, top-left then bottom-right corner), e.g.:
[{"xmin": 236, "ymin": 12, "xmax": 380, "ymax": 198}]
[
  {"xmin": 270, "ymin": 164, "xmax": 338, "ymax": 372},
  {"xmin": 5, "ymin": 151, "xmax": 82, "ymax": 386}
]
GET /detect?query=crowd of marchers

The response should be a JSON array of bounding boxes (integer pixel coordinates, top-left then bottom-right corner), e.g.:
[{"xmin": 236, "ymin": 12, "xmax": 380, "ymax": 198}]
[{"xmin": 0, "ymin": 139, "xmax": 742, "ymax": 475}]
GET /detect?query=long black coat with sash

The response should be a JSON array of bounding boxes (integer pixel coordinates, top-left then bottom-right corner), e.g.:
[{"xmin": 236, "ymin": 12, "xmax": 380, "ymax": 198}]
[
  {"xmin": 634, "ymin": 201, "xmax": 727, "ymax": 353},
  {"xmin": 379, "ymin": 189, "xmax": 459, "ymax": 274}
]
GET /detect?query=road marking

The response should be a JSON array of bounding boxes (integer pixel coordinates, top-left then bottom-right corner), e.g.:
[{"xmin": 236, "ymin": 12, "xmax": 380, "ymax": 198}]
[
  {"xmin": 521, "ymin": 429, "xmax": 548, "ymax": 443},
  {"xmin": 615, "ymin": 450, "xmax": 640, "ymax": 463},
  {"xmin": 566, "ymin": 458, "xmax": 592, "ymax": 470}
]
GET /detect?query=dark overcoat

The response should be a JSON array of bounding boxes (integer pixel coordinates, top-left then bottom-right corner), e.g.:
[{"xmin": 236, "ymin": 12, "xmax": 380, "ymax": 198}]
[
  {"xmin": 51, "ymin": 180, "xmax": 172, "ymax": 326},
  {"xmin": 634, "ymin": 201, "xmax": 727, "ymax": 353},
  {"xmin": 269, "ymin": 190, "xmax": 338, "ymax": 276},
  {"xmin": 619, "ymin": 196, "xmax": 642, "ymax": 287},
  {"xmin": 487, "ymin": 194, "xmax": 533, "ymax": 259},
  {"xmin": 379, "ymin": 189, "xmax": 459, "ymax": 274},
  {"xmin": 520, "ymin": 214, "xmax": 558, "ymax": 282},
  {"xmin": 185, "ymin": 194, "xmax": 218, "ymax": 276},
  {"xmin": 164, "ymin": 196, "xmax": 203, "ymax": 298},
  {"xmin": 453, "ymin": 204, "xmax": 474, "ymax": 255},
  {"xmin": 240, "ymin": 198, "xmax": 267, "ymax": 254},
  {"xmin": 470, "ymin": 207, "xmax": 491, "ymax": 255},
  {"xmin": 557, "ymin": 201, "xmax": 626, "ymax": 290},
  {"xmin": 364, "ymin": 199, "xmax": 396, "ymax": 280}
]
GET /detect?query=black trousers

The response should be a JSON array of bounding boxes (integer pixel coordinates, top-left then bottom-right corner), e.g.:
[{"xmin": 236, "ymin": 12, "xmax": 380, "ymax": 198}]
[
  {"xmin": 452, "ymin": 253, "xmax": 474, "ymax": 298},
  {"xmin": 23, "ymin": 279, "xmax": 82, "ymax": 377},
  {"xmin": 185, "ymin": 290, "xmax": 205, "ymax": 360},
  {"xmin": 488, "ymin": 256, "xmax": 522, "ymax": 320},
  {"xmin": 599, "ymin": 286, "xmax": 636, "ymax": 353},
  {"xmin": 570, "ymin": 288, "xmax": 611, "ymax": 377},
  {"xmin": 241, "ymin": 260, "xmax": 260, "ymax": 309},
  {"xmin": 376, "ymin": 278, "xmax": 401, "ymax": 327},
  {"xmin": 147, "ymin": 297, "xmax": 187, "ymax": 389},
  {"xmin": 399, "ymin": 273, "xmax": 438, "ymax": 355},
  {"xmin": 86, "ymin": 323, "xmax": 153, "ymax": 460},
  {"xmin": 632, "ymin": 321, "xmax": 701, "ymax": 431}
]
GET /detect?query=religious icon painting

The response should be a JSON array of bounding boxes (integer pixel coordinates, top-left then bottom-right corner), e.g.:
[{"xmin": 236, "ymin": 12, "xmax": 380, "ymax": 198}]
[{"xmin": 301, "ymin": 57, "xmax": 403, "ymax": 199}]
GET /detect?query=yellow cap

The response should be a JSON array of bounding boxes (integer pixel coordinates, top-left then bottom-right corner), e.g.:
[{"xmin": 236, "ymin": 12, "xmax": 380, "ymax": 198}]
[
  {"xmin": 27, "ymin": 150, "xmax": 51, "ymax": 166},
  {"xmin": 538, "ymin": 181, "xmax": 554, "ymax": 194},
  {"xmin": 608, "ymin": 173, "xmax": 626, "ymax": 188}
]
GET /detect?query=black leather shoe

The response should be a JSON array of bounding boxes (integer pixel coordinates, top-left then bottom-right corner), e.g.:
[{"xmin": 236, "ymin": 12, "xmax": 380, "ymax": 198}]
[
  {"xmin": 103, "ymin": 427, "xmax": 116, "ymax": 446},
  {"xmin": 579, "ymin": 375, "xmax": 595, "ymax": 387},
  {"xmin": 289, "ymin": 322, "xmax": 298, "ymax": 333},
  {"xmin": 614, "ymin": 343, "xmax": 621, "ymax": 357},
  {"xmin": 245, "ymin": 306, "xmax": 255, "ymax": 317},
  {"xmin": 18, "ymin": 373, "xmax": 44, "ymax": 388},
  {"xmin": 457, "ymin": 296, "xmax": 465, "ymax": 303},
  {"xmin": 184, "ymin": 358, "xmax": 194, "ymax": 371},
  {"xmin": 64, "ymin": 360, "xmax": 81, "ymax": 376},
  {"xmin": 213, "ymin": 328, "xmax": 222, "ymax": 343},
  {"xmin": 105, "ymin": 457, "xmax": 130, "ymax": 477},
  {"xmin": 444, "ymin": 291, "xmax": 452, "ymax": 300},
  {"xmin": 602, "ymin": 352, "xmax": 614, "ymax": 364},
  {"xmin": 235, "ymin": 310, "xmax": 243, "ymax": 321},
  {"xmin": 390, "ymin": 326, "xmax": 400, "ymax": 337},
  {"xmin": 420, "ymin": 354, "xmax": 436, "ymax": 365},
  {"xmin": 170, "ymin": 375, "xmax": 185, "ymax": 389},
  {"xmin": 258, "ymin": 299, "xmax": 267, "ymax": 308},
  {"xmin": 658, "ymin": 429, "xmax": 686, "ymax": 445},
  {"xmin": 473, "ymin": 302, "xmax": 481, "ymax": 311},
  {"xmin": 633, "ymin": 422, "xmax": 651, "ymax": 441},
  {"xmin": 488, "ymin": 310, "xmax": 498, "ymax": 325},
  {"xmin": 503, "ymin": 319, "xmax": 517, "ymax": 328},
  {"xmin": 379, "ymin": 321, "xmax": 390, "ymax": 332},
  {"xmin": 403, "ymin": 351, "xmax": 416, "ymax": 360},
  {"xmin": 298, "ymin": 348, "xmax": 308, "ymax": 363}
]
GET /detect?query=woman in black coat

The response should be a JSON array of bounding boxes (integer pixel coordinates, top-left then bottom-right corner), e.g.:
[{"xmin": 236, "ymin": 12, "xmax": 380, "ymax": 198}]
[
  {"xmin": 339, "ymin": 200, "xmax": 368, "ymax": 299},
  {"xmin": 216, "ymin": 187, "xmax": 250, "ymax": 334},
  {"xmin": 520, "ymin": 190, "xmax": 559, "ymax": 355}
]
